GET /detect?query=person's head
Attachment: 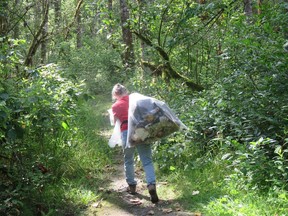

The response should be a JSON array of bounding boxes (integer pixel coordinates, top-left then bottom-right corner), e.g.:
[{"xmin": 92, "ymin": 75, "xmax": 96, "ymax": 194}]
[{"xmin": 112, "ymin": 83, "xmax": 128, "ymax": 100}]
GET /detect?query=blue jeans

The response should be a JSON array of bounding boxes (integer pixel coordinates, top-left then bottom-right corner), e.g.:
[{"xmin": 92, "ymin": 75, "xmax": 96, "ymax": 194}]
[{"xmin": 121, "ymin": 130, "xmax": 156, "ymax": 186}]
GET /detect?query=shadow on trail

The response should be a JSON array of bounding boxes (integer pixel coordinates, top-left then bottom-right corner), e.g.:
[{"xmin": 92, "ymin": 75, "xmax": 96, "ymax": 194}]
[
  {"xmin": 98, "ymin": 188, "xmax": 199, "ymax": 216},
  {"xmin": 90, "ymin": 148, "xmax": 202, "ymax": 216}
]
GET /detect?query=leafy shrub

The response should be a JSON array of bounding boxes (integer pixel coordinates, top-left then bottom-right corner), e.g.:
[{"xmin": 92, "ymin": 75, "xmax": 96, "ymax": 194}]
[
  {"xmin": 179, "ymin": 3, "xmax": 288, "ymax": 191},
  {"xmin": 0, "ymin": 38, "xmax": 85, "ymax": 214},
  {"xmin": 233, "ymin": 137, "xmax": 288, "ymax": 191},
  {"xmin": 153, "ymin": 134, "xmax": 189, "ymax": 172}
]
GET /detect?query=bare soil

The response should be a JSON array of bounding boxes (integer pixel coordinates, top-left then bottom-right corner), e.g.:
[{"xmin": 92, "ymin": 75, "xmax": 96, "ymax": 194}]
[{"xmin": 82, "ymin": 149, "xmax": 202, "ymax": 216}]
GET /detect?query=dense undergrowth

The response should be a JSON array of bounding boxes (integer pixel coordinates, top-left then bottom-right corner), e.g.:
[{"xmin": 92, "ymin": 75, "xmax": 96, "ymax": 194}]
[
  {"xmin": 1, "ymin": 70, "xmax": 287, "ymax": 215},
  {"xmin": 131, "ymin": 77, "xmax": 288, "ymax": 216},
  {"xmin": 1, "ymin": 52, "xmax": 287, "ymax": 216},
  {"xmin": 1, "ymin": 2, "xmax": 287, "ymax": 215},
  {"xmin": 0, "ymin": 60, "xmax": 113, "ymax": 215}
]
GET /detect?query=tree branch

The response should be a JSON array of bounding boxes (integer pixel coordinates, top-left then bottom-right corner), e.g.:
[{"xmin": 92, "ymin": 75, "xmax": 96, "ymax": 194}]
[
  {"xmin": 133, "ymin": 31, "xmax": 204, "ymax": 91},
  {"xmin": 64, "ymin": 0, "xmax": 84, "ymax": 40},
  {"xmin": 6, "ymin": 4, "xmax": 34, "ymax": 35},
  {"xmin": 24, "ymin": 0, "xmax": 49, "ymax": 66}
]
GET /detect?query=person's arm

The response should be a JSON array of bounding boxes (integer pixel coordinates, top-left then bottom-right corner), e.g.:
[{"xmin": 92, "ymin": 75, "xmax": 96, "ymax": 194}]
[
  {"xmin": 108, "ymin": 109, "xmax": 115, "ymax": 126},
  {"xmin": 111, "ymin": 105, "xmax": 120, "ymax": 125}
]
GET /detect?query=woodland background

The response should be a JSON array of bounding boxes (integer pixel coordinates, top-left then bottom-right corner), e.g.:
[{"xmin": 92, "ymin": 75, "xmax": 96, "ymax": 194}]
[{"xmin": 0, "ymin": 0, "xmax": 287, "ymax": 215}]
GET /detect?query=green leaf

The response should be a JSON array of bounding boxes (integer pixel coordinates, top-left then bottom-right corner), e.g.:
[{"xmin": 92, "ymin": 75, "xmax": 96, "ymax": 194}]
[
  {"xmin": 169, "ymin": 166, "xmax": 176, "ymax": 171},
  {"xmin": 7, "ymin": 129, "xmax": 17, "ymax": 140},
  {"xmin": 274, "ymin": 145, "xmax": 282, "ymax": 155},
  {"xmin": 61, "ymin": 121, "xmax": 69, "ymax": 130}
]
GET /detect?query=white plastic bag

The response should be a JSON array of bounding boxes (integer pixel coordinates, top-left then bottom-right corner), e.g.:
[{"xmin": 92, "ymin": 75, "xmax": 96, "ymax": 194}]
[
  {"xmin": 108, "ymin": 109, "xmax": 122, "ymax": 148},
  {"xmin": 108, "ymin": 119, "xmax": 122, "ymax": 148},
  {"xmin": 127, "ymin": 93, "xmax": 187, "ymax": 147}
]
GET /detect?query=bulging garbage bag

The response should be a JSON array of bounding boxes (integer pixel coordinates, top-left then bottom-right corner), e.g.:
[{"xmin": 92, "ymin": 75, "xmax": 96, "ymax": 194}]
[{"xmin": 127, "ymin": 93, "xmax": 187, "ymax": 147}]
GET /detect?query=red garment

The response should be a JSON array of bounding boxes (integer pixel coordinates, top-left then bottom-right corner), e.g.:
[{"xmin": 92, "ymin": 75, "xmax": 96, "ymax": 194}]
[{"xmin": 112, "ymin": 95, "xmax": 129, "ymax": 132}]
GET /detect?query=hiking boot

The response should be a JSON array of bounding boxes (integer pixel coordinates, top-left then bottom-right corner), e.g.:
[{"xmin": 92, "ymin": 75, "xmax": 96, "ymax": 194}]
[
  {"xmin": 127, "ymin": 184, "xmax": 136, "ymax": 195},
  {"xmin": 147, "ymin": 184, "xmax": 159, "ymax": 203}
]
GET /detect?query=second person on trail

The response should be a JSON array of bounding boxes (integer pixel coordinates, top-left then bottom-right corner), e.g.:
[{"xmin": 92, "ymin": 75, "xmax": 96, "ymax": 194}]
[{"xmin": 111, "ymin": 83, "xmax": 159, "ymax": 204}]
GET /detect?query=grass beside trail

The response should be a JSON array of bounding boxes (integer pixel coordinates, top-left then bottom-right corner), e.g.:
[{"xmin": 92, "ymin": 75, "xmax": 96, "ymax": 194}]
[
  {"xmin": 30, "ymin": 94, "xmax": 118, "ymax": 215},
  {"xmin": 37, "ymin": 94, "xmax": 287, "ymax": 216},
  {"xmin": 155, "ymin": 157, "xmax": 288, "ymax": 216}
]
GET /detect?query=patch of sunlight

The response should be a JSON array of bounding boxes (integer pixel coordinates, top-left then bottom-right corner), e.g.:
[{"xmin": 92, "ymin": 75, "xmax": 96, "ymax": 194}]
[
  {"xmin": 98, "ymin": 128, "xmax": 112, "ymax": 139},
  {"xmin": 157, "ymin": 181, "xmax": 182, "ymax": 201},
  {"xmin": 65, "ymin": 187, "xmax": 99, "ymax": 205},
  {"xmin": 205, "ymin": 194, "xmax": 272, "ymax": 216}
]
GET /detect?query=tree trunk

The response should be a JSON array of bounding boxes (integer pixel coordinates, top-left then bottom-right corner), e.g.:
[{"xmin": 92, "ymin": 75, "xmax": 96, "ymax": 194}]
[
  {"xmin": 41, "ymin": 0, "xmax": 49, "ymax": 64},
  {"xmin": 108, "ymin": 0, "xmax": 113, "ymax": 34},
  {"xmin": 54, "ymin": 0, "xmax": 61, "ymax": 28},
  {"xmin": 0, "ymin": 0, "xmax": 8, "ymax": 37},
  {"xmin": 137, "ymin": 0, "xmax": 148, "ymax": 61},
  {"xmin": 34, "ymin": 0, "xmax": 42, "ymax": 29},
  {"xmin": 257, "ymin": 0, "xmax": 262, "ymax": 15},
  {"xmin": 13, "ymin": 0, "xmax": 20, "ymax": 39},
  {"xmin": 76, "ymin": 8, "xmax": 82, "ymax": 48},
  {"xmin": 24, "ymin": 0, "xmax": 50, "ymax": 66},
  {"xmin": 64, "ymin": 0, "xmax": 84, "ymax": 40},
  {"xmin": 244, "ymin": 0, "xmax": 252, "ymax": 17},
  {"xmin": 119, "ymin": 0, "xmax": 135, "ymax": 70}
]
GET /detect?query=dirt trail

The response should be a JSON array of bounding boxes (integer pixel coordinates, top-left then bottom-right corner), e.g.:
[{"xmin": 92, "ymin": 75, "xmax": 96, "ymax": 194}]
[{"xmin": 83, "ymin": 149, "xmax": 201, "ymax": 216}]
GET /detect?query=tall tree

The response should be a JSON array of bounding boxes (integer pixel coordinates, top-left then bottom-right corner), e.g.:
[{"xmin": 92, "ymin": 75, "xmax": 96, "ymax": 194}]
[
  {"xmin": 136, "ymin": 0, "xmax": 151, "ymax": 64},
  {"xmin": 54, "ymin": 0, "xmax": 61, "ymax": 28},
  {"xmin": 119, "ymin": 0, "xmax": 135, "ymax": 70},
  {"xmin": 244, "ymin": 0, "xmax": 252, "ymax": 16},
  {"xmin": 64, "ymin": 0, "xmax": 84, "ymax": 41},
  {"xmin": 0, "ymin": 0, "xmax": 8, "ymax": 37},
  {"xmin": 13, "ymin": 0, "xmax": 20, "ymax": 39},
  {"xmin": 41, "ymin": 0, "xmax": 49, "ymax": 64},
  {"xmin": 24, "ymin": 0, "xmax": 50, "ymax": 66},
  {"xmin": 76, "ymin": 7, "xmax": 82, "ymax": 48}
]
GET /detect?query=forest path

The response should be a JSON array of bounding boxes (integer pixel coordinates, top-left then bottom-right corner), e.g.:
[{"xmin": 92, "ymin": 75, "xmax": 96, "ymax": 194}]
[{"xmin": 82, "ymin": 148, "xmax": 202, "ymax": 216}]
